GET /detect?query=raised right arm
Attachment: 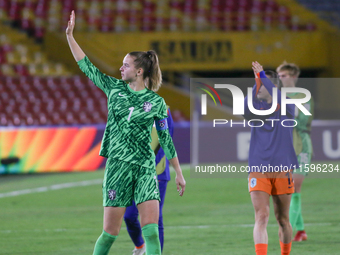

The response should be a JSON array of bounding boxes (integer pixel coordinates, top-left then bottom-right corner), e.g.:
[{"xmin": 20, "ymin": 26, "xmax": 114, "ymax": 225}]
[
  {"xmin": 244, "ymin": 70, "xmax": 262, "ymax": 120},
  {"xmin": 66, "ymin": 11, "xmax": 85, "ymax": 62},
  {"xmin": 65, "ymin": 11, "xmax": 120, "ymax": 95}
]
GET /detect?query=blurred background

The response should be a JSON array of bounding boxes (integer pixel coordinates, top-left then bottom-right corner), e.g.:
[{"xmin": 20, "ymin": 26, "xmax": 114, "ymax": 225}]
[{"xmin": 1, "ymin": 0, "xmax": 340, "ymax": 173}]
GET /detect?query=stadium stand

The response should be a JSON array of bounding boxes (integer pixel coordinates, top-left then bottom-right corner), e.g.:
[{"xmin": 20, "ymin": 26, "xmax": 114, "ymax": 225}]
[
  {"xmin": 0, "ymin": 73, "xmax": 190, "ymax": 126},
  {"xmin": 0, "ymin": 76, "xmax": 108, "ymax": 126},
  {"xmin": 297, "ymin": 0, "xmax": 340, "ymax": 29},
  {"xmin": 0, "ymin": 27, "xmax": 188, "ymax": 126},
  {"xmin": 0, "ymin": 0, "xmax": 315, "ymax": 42},
  {"xmin": 0, "ymin": 27, "xmax": 69, "ymax": 77}
]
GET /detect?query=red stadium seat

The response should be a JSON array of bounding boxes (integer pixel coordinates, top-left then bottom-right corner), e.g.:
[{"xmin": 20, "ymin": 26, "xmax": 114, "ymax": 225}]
[
  {"xmin": 24, "ymin": 113, "xmax": 36, "ymax": 126},
  {"xmin": 9, "ymin": 0, "xmax": 23, "ymax": 26},
  {"xmin": 0, "ymin": 0, "xmax": 315, "ymax": 36},
  {"xmin": 14, "ymin": 64, "xmax": 29, "ymax": 76},
  {"xmin": 100, "ymin": 15, "xmax": 114, "ymax": 32},
  {"xmin": 0, "ymin": 115, "xmax": 9, "ymax": 126},
  {"xmin": 306, "ymin": 22, "xmax": 316, "ymax": 31}
]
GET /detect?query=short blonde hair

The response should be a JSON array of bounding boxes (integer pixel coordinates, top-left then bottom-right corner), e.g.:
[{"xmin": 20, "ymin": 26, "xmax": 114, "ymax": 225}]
[{"xmin": 276, "ymin": 61, "xmax": 300, "ymax": 77}]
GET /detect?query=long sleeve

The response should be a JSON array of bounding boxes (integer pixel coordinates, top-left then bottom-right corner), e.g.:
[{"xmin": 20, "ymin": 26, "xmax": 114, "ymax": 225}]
[
  {"xmin": 258, "ymin": 71, "xmax": 277, "ymax": 98},
  {"xmin": 295, "ymin": 97, "xmax": 314, "ymax": 133},
  {"xmin": 77, "ymin": 56, "xmax": 120, "ymax": 96},
  {"xmin": 155, "ymin": 99, "xmax": 177, "ymax": 160},
  {"xmin": 243, "ymin": 82, "xmax": 261, "ymax": 120},
  {"xmin": 157, "ymin": 129, "xmax": 177, "ymax": 160}
]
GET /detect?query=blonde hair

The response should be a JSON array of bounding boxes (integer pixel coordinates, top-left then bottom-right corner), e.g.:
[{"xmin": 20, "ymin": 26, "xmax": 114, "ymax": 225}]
[
  {"xmin": 276, "ymin": 61, "xmax": 300, "ymax": 77},
  {"xmin": 128, "ymin": 50, "xmax": 162, "ymax": 92}
]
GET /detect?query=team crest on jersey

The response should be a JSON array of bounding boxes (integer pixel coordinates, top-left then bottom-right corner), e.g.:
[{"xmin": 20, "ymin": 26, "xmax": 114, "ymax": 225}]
[
  {"xmin": 250, "ymin": 178, "xmax": 257, "ymax": 188},
  {"xmin": 143, "ymin": 102, "xmax": 152, "ymax": 112},
  {"xmin": 108, "ymin": 190, "xmax": 116, "ymax": 200}
]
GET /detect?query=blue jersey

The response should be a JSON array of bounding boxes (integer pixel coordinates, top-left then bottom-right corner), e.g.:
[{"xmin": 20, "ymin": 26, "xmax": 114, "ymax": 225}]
[
  {"xmin": 154, "ymin": 108, "xmax": 174, "ymax": 181},
  {"xmin": 244, "ymin": 71, "xmax": 299, "ymax": 172}
]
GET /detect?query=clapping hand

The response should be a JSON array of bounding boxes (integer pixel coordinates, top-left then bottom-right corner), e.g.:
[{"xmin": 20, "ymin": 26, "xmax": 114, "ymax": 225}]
[{"xmin": 252, "ymin": 61, "xmax": 263, "ymax": 74}]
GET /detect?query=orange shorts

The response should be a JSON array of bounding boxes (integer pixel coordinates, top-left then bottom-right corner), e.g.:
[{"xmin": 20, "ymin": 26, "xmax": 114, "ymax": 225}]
[{"xmin": 248, "ymin": 171, "xmax": 295, "ymax": 195}]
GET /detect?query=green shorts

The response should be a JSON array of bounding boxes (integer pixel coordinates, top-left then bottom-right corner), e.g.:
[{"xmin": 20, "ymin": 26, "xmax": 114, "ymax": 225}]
[
  {"xmin": 102, "ymin": 158, "xmax": 160, "ymax": 207},
  {"xmin": 294, "ymin": 152, "xmax": 312, "ymax": 176}
]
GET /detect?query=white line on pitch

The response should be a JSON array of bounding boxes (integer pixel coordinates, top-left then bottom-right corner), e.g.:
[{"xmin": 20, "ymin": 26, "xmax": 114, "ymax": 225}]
[
  {"xmin": 0, "ymin": 167, "xmax": 194, "ymax": 198},
  {"xmin": 0, "ymin": 179, "xmax": 103, "ymax": 198},
  {"xmin": 0, "ymin": 168, "xmax": 193, "ymax": 199}
]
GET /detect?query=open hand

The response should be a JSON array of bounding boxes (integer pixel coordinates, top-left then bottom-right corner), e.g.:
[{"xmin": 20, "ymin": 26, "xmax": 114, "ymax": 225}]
[
  {"xmin": 66, "ymin": 10, "xmax": 75, "ymax": 36},
  {"xmin": 252, "ymin": 61, "xmax": 263, "ymax": 74}
]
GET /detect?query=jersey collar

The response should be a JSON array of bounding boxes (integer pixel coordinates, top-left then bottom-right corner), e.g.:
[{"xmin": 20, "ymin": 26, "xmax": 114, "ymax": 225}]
[{"xmin": 127, "ymin": 83, "xmax": 148, "ymax": 94}]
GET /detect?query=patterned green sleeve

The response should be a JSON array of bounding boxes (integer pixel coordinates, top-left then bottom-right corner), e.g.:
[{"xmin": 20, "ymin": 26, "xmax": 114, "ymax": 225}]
[
  {"xmin": 157, "ymin": 129, "xmax": 177, "ymax": 160},
  {"xmin": 155, "ymin": 98, "xmax": 168, "ymax": 121},
  {"xmin": 155, "ymin": 99, "xmax": 177, "ymax": 160},
  {"xmin": 77, "ymin": 56, "xmax": 120, "ymax": 96}
]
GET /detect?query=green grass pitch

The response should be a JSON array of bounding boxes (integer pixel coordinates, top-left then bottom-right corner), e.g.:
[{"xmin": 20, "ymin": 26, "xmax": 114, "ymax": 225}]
[{"xmin": 0, "ymin": 163, "xmax": 340, "ymax": 254}]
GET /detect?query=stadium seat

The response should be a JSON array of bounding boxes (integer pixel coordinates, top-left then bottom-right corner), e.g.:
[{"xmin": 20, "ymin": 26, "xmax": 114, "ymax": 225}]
[
  {"xmin": 1, "ymin": 0, "xmax": 317, "ymax": 35},
  {"xmin": 0, "ymin": 73, "xmax": 113, "ymax": 126},
  {"xmin": 0, "ymin": 0, "xmax": 323, "ymax": 127},
  {"xmin": 296, "ymin": 0, "xmax": 338, "ymax": 28}
]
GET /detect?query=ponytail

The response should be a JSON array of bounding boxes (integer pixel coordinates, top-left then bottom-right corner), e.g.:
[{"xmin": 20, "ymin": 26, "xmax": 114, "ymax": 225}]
[{"xmin": 128, "ymin": 50, "xmax": 162, "ymax": 92}]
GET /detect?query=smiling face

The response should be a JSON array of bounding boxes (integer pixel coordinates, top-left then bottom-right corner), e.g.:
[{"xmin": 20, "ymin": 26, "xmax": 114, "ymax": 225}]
[{"xmin": 119, "ymin": 54, "xmax": 143, "ymax": 83}]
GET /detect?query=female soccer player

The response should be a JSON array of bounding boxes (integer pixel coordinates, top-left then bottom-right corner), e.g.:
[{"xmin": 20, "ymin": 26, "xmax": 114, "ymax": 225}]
[
  {"xmin": 124, "ymin": 107, "xmax": 174, "ymax": 255},
  {"xmin": 276, "ymin": 62, "xmax": 313, "ymax": 242},
  {"xmin": 245, "ymin": 62, "xmax": 298, "ymax": 255},
  {"xmin": 66, "ymin": 11, "xmax": 186, "ymax": 255}
]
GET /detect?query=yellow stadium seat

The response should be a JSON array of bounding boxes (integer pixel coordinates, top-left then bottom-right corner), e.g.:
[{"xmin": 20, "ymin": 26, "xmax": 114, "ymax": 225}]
[
  {"xmin": 1, "ymin": 64, "xmax": 15, "ymax": 76},
  {"xmin": 6, "ymin": 52, "xmax": 21, "ymax": 64}
]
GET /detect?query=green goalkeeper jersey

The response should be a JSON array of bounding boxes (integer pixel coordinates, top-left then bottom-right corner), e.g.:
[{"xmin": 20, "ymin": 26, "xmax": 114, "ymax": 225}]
[
  {"xmin": 288, "ymin": 92, "xmax": 314, "ymax": 155},
  {"xmin": 78, "ymin": 56, "xmax": 177, "ymax": 168}
]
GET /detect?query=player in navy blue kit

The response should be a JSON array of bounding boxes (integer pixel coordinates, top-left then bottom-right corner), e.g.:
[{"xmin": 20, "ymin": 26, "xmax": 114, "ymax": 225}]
[
  {"xmin": 245, "ymin": 62, "xmax": 298, "ymax": 255},
  {"xmin": 124, "ymin": 107, "xmax": 174, "ymax": 255}
]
